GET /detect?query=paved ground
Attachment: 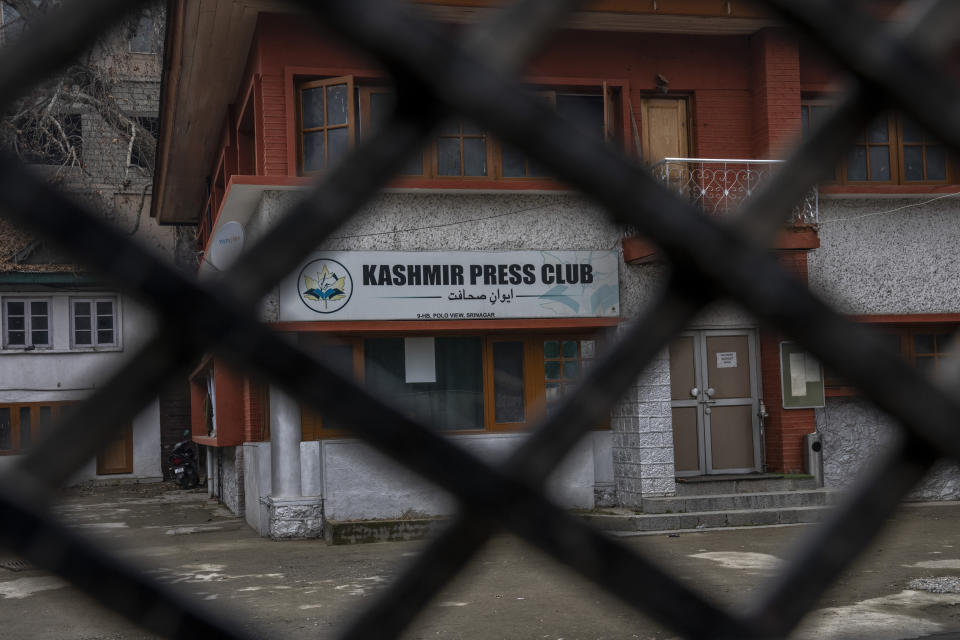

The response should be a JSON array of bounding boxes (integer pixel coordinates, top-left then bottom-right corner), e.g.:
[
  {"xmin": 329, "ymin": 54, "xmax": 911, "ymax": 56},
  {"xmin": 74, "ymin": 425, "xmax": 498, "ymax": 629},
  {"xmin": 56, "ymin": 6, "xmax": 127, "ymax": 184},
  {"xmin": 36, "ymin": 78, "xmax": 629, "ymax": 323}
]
[{"xmin": 1, "ymin": 483, "xmax": 960, "ymax": 639}]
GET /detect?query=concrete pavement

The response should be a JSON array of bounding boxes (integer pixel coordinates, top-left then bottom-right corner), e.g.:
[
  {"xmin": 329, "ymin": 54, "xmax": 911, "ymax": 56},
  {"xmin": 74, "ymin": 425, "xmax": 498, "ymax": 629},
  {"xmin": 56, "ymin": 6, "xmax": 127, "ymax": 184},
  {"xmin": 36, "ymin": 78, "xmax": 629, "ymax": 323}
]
[{"xmin": 0, "ymin": 483, "xmax": 959, "ymax": 639}]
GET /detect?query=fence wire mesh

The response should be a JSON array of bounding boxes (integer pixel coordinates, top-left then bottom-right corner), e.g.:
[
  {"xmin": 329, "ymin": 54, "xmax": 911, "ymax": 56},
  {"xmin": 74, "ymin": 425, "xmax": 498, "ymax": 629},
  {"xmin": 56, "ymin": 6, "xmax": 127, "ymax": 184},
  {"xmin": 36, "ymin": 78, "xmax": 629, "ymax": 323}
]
[{"xmin": 1, "ymin": 0, "xmax": 960, "ymax": 638}]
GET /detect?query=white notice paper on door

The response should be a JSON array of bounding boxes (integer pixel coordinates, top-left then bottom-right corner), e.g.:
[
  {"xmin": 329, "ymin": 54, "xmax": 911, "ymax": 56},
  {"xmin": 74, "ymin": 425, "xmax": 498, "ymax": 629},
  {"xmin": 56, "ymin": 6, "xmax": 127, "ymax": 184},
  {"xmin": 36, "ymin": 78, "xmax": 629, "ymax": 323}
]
[
  {"xmin": 404, "ymin": 337, "xmax": 437, "ymax": 383},
  {"xmin": 790, "ymin": 352, "xmax": 807, "ymax": 396},
  {"xmin": 804, "ymin": 353, "xmax": 821, "ymax": 382},
  {"xmin": 716, "ymin": 351, "xmax": 738, "ymax": 368}
]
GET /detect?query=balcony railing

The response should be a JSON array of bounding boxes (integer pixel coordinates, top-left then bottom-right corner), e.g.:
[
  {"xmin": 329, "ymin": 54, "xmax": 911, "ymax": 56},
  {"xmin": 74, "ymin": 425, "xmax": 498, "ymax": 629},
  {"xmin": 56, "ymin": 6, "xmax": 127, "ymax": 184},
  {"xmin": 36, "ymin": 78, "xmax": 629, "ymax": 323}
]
[{"xmin": 650, "ymin": 158, "xmax": 819, "ymax": 226}]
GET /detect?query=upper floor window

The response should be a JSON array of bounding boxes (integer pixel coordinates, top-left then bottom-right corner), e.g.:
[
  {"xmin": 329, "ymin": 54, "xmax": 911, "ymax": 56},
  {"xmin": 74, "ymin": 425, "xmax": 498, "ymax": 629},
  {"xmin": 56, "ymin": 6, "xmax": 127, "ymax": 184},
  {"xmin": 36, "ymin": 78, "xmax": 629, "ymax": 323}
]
[
  {"xmin": 297, "ymin": 76, "xmax": 622, "ymax": 179},
  {"xmin": 802, "ymin": 99, "xmax": 950, "ymax": 185},
  {"xmin": 2, "ymin": 298, "xmax": 50, "ymax": 349},
  {"xmin": 72, "ymin": 298, "xmax": 117, "ymax": 348},
  {"xmin": 128, "ymin": 10, "xmax": 161, "ymax": 54}
]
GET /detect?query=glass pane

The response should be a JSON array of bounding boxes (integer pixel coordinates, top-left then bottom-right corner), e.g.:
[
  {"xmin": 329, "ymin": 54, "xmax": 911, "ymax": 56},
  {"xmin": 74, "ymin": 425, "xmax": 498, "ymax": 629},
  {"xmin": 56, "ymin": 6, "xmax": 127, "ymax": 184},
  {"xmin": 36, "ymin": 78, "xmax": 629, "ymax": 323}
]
[
  {"xmin": 811, "ymin": 106, "xmax": 831, "ymax": 134},
  {"xmin": 0, "ymin": 408, "xmax": 10, "ymax": 450},
  {"xmin": 545, "ymin": 383, "xmax": 561, "ymax": 404},
  {"xmin": 400, "ymin": 150, "xmax": 424, "ymax": 176},
  {"xmin": 32, "ymin": 316, "xmax": 47, "ymax": 330},
  {"xmin": 31, "ymin": 330, "xmax": 48, "ymax": 345},
  {"xmin": 97, "ymin": 315, "xmax": 113, "ymax": 330},
  {"xmin": 463, "ymin": 138, "xmax": 486, "ymax": 176},
  {"xmin": 561, "ymin": 340, "xmax": 578, "ymax": 358},
  {"xmin": 544, "ymin": 341, "xmax": 560, "ymax": 358},
  {"xmin": 364, "ymin": 337, "xmax": 484, "ymax": 430},
  {"xmin": 8, "ymin": 316, "xmax": 24, "ymax": 331},
  {"xmin": 581, "ymin": 340, "xmax": 596, "ymax": 359},
  {"xmin": 31, "ymin": 301, "xmax": 47, "ymax": 315},
  {"xmin": 326, "ymin": 83, "xmax": 348, "ymax": 126},
  {"xmin": 302, "ymin": 87, "xmax": 324, "ymax": 129},
  {"xmin": 75, "ymin": 315, "xmax": 91, "ymax": 331},
  {"xmin": 328, "ymin": 127, "xmax": 349, "ymax": 165},
  {"xmin": 544, "ymin": 360, "xmax": 561, "ymax": 380},
  {"xmin": 867, "ymin": 116, "xmax": 889, "ymax": 143},
  {"xmin": 493, "ymin": 342, "xmax": 525, "ymax": 423},
  {"xmin": 97, "ymin": 330, "xmax": 114, "ymax": 345},
  {"xmin": 847, "ymin": 147, "xmax": 867, "ymax": 181},
  {"xmin": 75, "ymin": 329, "xmax": 92, "ymax": 345},
  {"xmin": 303, "ymin": 131, "xmax": 325, "ymax": 172},
  {"xmin": 7, "ymin": 331, "xmax": 24, "ymax": 345},
  {"xmin": 916, "ymin": 357, "xmax": 935, "ymax": 374},
  {"xmin": 914, "ymin": 334, "xmax": 935, "ymax": 355},
  {"xmin": 935, "ymin": 334, "xmax": 952, "ymax": 352},
  {"xmin": 901, "ymin": 117, "xmax": 923, "ymax": 143},
  {"xmin": 7, "ymin": 301, "xmax": 23, "ymax": 315},
  {"xmin": 903, "ymin": 146, "xmax": 923, "ymax": 182},
  {"xmin": 368, "ymin": 91, "xmax": 392, "ymax": 128},
  {"xmin": 563, "ymin": 360, "xmax": 580, "ymax": 379},
  {"xmin": 19, "ymin": 407, "xmax": 30, "ymax": 449},
  {"xmin": 528, "ymin": 158, "xmax": 550, "ymax": 178},
  {"xmin": 74, "ymin": 301, "xmax": 90, "ymax": 316},
  {"xmin": 868, "ymin": 146, "xmax": 890, "ymax": 181},
  {"xmin": 557, "ymin": 94, "xmax": 604, "ymax": 140},
  {"xmin": 926, "ymin": 145, "xmax": 946, "ymax": 181},
  {"xmin": 437, "ymin": 138, "xmax": 461, "ymax": 176},
  {"xmin": 38, "ymin": 406, "xmax": 52, "ymax": 430},
  {"xmin": 501, "ymin": 145, "xmax": 526, "ymax": 177},
  {"xmin": 96, "ymin": 301, "xmax": 112, "ymax": 316}
]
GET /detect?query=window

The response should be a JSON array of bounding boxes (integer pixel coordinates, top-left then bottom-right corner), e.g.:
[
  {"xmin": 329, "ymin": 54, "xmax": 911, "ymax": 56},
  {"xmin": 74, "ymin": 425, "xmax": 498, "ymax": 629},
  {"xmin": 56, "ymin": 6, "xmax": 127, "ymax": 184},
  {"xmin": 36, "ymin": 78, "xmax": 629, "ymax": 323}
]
[
  {"xmin": 3, "ymin": 298, "xmax": 50, "ymax": 349},
  {"xmin": 72, "ymin": 298, "xmax": 117, "ymax": 348},
  {"xmin": 128, "ymin": 10, "xmax": 160, "ymax": 54},
  {"xmin": 298, "ymin": 76, "xmax": 355, "ymax": 174},
  {"xmin": 825, "ymin": 325, "xmax": 956, "ymax": 394},
  {"xmin": 802, "ymin": 99, "xmax": 950, "ymax": 184},
  {"xmin": 299, "ymin": 333, "xmax": 607, "ymax": 438},
  {"xmin": 300, "ymin": 78, "xmax": 623, "ymax": 178},
  {"xmin": 0, "ymin": 403, "xmax": 64, "ymax": 455}
]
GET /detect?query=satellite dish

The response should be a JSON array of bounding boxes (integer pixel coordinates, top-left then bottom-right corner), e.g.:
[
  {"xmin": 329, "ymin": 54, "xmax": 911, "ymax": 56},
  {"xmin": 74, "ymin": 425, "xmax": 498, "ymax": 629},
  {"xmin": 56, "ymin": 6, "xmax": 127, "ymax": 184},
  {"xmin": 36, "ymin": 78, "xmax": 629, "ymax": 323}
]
[{"xmin": 209, "ymin": 221, "xmax": 244, "ymax": 270}]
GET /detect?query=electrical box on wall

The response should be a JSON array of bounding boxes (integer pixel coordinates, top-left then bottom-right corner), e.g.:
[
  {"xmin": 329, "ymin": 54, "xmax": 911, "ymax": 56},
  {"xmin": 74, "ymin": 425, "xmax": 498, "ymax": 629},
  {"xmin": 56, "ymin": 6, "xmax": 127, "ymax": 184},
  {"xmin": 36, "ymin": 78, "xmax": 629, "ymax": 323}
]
[{"xmin": 779, "ymin": 342, "xmax": 825, "ymax": 409}]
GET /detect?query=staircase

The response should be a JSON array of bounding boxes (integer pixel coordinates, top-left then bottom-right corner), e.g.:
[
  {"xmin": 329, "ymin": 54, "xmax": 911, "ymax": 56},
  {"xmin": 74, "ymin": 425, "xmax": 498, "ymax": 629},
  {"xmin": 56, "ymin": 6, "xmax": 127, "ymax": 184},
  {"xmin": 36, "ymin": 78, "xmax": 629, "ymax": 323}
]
[{"xmin": 581, "ymin": 474, "xmax": 839, "ymax": 535}]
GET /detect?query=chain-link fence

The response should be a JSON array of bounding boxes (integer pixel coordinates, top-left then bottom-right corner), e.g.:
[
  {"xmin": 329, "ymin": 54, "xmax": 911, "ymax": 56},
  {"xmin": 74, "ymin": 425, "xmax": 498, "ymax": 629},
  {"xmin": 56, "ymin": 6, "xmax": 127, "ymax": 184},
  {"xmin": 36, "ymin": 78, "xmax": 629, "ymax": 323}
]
[{"xmin": 2, "ymin": 0, "xmax": 960, "ymax": 638}]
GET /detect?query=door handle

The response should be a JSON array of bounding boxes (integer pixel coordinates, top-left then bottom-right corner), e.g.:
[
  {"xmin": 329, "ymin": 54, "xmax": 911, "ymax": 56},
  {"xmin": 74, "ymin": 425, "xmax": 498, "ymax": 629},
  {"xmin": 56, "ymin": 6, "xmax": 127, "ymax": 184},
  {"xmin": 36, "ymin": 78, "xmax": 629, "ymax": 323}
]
[
  {"xmin": 705, "ymin": 387, "xmax": 715, "ymax": 397},
  {"xmin": 690, "ymin": 387, "xmax": 699, "ymax": 398}
]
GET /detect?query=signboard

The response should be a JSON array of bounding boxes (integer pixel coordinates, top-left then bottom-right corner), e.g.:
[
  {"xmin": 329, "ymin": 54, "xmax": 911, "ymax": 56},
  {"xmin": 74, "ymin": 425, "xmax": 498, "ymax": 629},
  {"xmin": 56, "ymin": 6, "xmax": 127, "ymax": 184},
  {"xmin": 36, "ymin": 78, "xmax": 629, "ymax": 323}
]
[
  {"xmin": 279, "ymin": 251, "xmax": 620, "ymax": 322},
  {"xmin": 716, "ymin": 351, "xmax": 738, "ymax": 369},
  {"xmin": 208, "ymin": 221, "xmax": 244, "ymax": 270}
]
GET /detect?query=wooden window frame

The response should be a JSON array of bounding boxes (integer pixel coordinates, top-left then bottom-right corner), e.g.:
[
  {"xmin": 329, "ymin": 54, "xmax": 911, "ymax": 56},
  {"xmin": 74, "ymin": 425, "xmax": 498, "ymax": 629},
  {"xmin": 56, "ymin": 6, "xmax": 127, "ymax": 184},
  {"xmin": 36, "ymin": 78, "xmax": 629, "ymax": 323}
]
[
  {"xmin": 300, "ymin": 332, "xmax": 609, "ymax": 438},
  {"xmin": 2, "ymin": 297, "xmax": 52, "ymax": 350},
  {"xmin": 322, "ymin": 79, "xmax": 626, "ymax": 182},
  {"xmin": 825, "ymin": 323, "xmax": 958, "ymax": 396},
  {"xmin": 296, "ymin": 75, "xmax": 357, "ymax": 176},
  {"xmin": 0, "ymin": 402, "xmax": 71, "ymax": 455},
  {"xmin": 802, "ymin": 98, "xmax": 953, "ymax": 185}
]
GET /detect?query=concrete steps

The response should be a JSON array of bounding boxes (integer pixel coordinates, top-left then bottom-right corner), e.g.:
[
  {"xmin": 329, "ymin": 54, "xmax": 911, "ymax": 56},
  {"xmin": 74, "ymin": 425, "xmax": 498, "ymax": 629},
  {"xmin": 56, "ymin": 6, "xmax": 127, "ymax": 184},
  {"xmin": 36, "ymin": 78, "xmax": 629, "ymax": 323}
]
[{"xmin": 582, "ymin": 475, "xmax": 838, "ymax": 535}]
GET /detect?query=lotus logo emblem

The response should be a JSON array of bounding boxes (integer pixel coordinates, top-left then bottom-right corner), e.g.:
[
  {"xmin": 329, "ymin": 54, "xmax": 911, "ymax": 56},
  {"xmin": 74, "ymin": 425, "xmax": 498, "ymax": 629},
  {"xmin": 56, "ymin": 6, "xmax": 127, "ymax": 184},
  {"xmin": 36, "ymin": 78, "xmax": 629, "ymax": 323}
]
[{"xmin": 298, "ymin": 258, "xmax": 352, "ymax": 314}]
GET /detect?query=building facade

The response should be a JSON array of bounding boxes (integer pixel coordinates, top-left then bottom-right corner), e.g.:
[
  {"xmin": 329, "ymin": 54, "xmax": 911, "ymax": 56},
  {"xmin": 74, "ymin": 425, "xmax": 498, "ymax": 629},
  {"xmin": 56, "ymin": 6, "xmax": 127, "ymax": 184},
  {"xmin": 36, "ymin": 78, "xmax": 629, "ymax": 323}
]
[
  {"xmin": 0, "ymin": 6, "xmax": 190, "ymax": 483},
  {"xmin": 153, "ymin": 0, "xmax": 960, "ymax": 537}
]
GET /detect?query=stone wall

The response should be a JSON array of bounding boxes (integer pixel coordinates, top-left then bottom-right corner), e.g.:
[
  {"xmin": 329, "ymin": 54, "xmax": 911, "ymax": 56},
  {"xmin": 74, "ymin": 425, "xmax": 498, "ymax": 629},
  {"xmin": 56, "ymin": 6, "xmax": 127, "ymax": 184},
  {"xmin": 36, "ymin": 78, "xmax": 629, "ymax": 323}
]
[{"xmin": 612, "ymin": 348, "xmax": 675, "ymax": 506}]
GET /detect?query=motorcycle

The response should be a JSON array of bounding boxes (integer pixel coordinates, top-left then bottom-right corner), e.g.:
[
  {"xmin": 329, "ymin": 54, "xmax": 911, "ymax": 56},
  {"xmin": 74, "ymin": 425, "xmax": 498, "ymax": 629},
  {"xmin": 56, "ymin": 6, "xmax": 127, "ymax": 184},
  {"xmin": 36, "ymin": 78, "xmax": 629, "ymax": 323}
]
[{"xmin": 168, "ymin": 431, "xmax": 200, "ymax": 489}]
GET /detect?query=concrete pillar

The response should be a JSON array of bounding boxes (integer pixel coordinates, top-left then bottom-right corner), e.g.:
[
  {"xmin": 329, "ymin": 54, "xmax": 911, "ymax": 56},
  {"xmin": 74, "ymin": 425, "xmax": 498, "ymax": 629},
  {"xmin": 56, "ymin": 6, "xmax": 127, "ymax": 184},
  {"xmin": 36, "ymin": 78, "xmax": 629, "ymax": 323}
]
[
  {"xmin": 611, "ymin": 346, "xmax": 676, "ymax": 507},
  {"xmin": 269, "ymin": 386, "xmax": 302, "ymax": 498},
  {"xmin": 264, "ymin": 385, "xmax": 323, "ymax": 539}
]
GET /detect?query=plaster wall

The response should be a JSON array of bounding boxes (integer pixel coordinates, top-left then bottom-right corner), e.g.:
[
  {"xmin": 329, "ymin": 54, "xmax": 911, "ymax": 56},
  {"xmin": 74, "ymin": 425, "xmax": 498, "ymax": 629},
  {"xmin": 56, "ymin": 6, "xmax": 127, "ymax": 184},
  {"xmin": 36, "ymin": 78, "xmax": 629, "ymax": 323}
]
[
  {"xmin": 808, "ymin": 198, "xmax": 960, "ymax": 499},
  {"xmin": 815, "ymin": 397, "xmax": 960, "ymax": 501},
  {"xmin": 320, "ymin": 431, "xmax": 601, "ymax": 521},
  {"xmin": 808, "ymin": 197, "xmax": 960, "ymax": 314}
]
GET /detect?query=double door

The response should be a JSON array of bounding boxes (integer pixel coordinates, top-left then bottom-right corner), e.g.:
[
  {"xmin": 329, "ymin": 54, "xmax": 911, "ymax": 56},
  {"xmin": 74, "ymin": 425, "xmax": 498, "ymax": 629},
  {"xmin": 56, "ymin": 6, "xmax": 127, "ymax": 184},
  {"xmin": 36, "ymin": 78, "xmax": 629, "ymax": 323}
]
[{"xmin": 669, "ymin": 330, "xmax": 761, "ymax": 476}]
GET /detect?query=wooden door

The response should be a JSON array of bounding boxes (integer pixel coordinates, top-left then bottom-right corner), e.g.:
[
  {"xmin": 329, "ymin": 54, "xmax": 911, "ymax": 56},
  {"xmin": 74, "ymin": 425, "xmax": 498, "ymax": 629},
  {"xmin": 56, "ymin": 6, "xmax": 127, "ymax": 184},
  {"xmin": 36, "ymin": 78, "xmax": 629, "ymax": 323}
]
[
  {"xmin": 96, "ymin": 422, "xmax": 133, "ymax": 474},
  {"xmin": 640, "ymin": 97, "xmax": 689, "ymax": 193}
]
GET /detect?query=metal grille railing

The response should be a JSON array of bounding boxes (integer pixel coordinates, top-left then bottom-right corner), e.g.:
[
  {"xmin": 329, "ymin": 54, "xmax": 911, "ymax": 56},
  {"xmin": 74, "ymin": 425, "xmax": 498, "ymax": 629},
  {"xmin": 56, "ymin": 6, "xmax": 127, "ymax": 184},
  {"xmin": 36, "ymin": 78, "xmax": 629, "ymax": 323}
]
[
  {"xmin": 650, "ymin": 158, "xmax": 819, "ymax": 223},
  {"xmin": 1, "ymin": 0, "xmax": 960, "ymax": 638}
]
